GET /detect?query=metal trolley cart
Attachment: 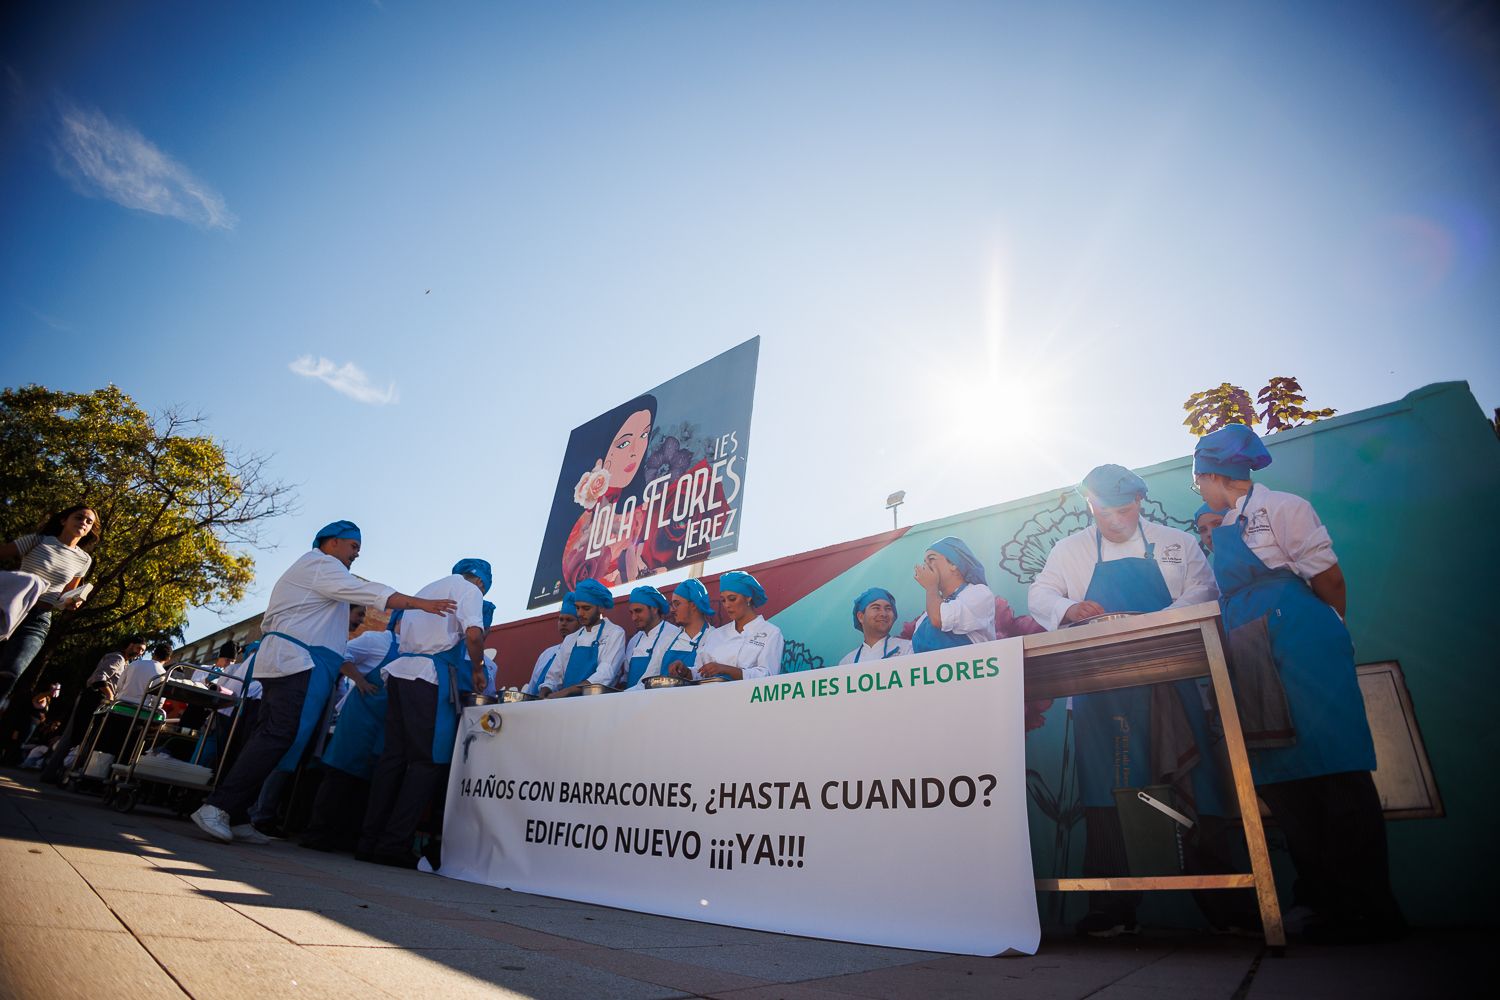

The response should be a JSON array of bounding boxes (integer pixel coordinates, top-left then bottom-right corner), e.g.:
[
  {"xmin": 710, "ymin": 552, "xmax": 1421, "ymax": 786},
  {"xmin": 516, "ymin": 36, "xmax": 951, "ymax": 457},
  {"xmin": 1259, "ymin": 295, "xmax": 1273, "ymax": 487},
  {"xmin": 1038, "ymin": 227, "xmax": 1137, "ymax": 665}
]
[
  {"xmin": 101, "ymin": 663, "xmax": 248, "ymax": 816},
  {"xmin": 60, "ymin": 699, "xmax": 167, "ymax": 792}
]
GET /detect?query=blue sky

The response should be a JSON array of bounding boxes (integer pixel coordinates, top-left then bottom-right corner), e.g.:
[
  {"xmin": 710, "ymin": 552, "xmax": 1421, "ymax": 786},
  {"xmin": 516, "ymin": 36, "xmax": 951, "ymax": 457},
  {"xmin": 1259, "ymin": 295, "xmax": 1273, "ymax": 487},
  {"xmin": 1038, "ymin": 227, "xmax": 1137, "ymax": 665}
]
[{"xmin": 3, "ymin": 0, "xmax": 1496, "ymax": 644}]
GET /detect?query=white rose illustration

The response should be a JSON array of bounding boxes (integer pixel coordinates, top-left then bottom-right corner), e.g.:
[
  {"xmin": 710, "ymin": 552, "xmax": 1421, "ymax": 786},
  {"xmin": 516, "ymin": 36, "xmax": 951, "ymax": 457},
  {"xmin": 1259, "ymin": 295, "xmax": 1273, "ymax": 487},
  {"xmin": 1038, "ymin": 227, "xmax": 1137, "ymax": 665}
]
[{"xmin": 573, "ymin": 463, "xmax": 612, "ymax": 508}]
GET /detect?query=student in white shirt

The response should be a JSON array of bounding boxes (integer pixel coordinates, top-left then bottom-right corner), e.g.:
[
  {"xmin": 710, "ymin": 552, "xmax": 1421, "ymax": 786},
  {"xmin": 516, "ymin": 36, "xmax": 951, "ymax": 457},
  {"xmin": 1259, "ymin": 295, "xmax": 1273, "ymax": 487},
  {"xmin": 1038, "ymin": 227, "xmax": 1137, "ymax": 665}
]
[
  {"xmin": 359, "ymin": 558, "xmax": 491, "ymax": 868},
  {"xmin": 622, "ymin": 585, "xmax": 681, "ymax": 689},
  {"xmin": 542, "ymin": 578, "xmax": 627, "ymax": 696},
  {"xmin": 664, "ymin": 579, "xmax": 716, "ymax": 681},
  {"xmin": 697, "ymin": 571, "xmax": 784, "ymax": 681},
  {"xmin": 838, "ymin": 588, "xmax": 913, "ymax": 665},
  {"xmin": 192, "ymin": 520, "xmax": 456, "ymax": 846},
  {"xmin": 116, "ymin": 643, "xmax": 173, "ymax": 708},
  {"xmin": 0, "ymin": 505, "xmax": 99, "ymax": 703},
  {"xmin": 522, "ymin": 595, "xmax": 581, "ymax": 696},
  {"xmin": 910, "ymin": 537, "xmax": 996, "ymax": 652}
]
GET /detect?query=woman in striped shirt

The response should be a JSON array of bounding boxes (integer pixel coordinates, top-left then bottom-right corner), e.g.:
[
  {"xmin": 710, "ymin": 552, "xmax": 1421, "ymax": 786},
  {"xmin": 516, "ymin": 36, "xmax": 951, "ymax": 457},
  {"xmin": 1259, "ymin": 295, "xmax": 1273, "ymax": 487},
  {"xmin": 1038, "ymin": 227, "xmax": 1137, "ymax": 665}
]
[{"xmin": 0, "ymin": 506, "xmax": 100, "ymax": 701}]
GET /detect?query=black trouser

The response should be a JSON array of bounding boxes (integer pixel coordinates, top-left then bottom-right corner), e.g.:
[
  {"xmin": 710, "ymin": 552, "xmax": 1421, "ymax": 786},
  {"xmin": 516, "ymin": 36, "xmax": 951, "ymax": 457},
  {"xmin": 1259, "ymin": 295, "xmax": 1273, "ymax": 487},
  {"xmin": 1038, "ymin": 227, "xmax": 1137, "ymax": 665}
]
[
  {"xmin": 206, "ymin": 671, "xmax": 309, "ymax": 825},
  {"xmin": 1257, "ymin": 770, "xmax": 1404, "ymax": 931},
  {"xmin": 40, "ymin": 686, "xmax": 105, "ymax": 782},
  {"xmin": 302, "ymin": 767, "xmax": 371, "ymax": 850},
  {"xmin": 359, "ymin": 677, "xmax": 447, "ymax": 858},
  {"xmin": 1083, "ymin": 806, "xmax": 1142, "ymax": 921}
]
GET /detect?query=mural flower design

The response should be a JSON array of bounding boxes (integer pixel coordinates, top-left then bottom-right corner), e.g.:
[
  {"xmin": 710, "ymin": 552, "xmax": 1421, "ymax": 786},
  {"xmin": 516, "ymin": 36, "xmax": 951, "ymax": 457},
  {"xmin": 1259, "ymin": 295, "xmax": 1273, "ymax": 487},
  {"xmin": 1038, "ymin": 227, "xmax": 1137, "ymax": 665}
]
[
  {"xmin": 998, "ymin": 494, "xmax": 1197, "ymax": 584},
  {"xmin": 642, "ymin": 434, "xmax": 696, "ymax": 485},
  {"xmin": 573, "ymin": 464, "xmax": 611, "ymax": 508}
]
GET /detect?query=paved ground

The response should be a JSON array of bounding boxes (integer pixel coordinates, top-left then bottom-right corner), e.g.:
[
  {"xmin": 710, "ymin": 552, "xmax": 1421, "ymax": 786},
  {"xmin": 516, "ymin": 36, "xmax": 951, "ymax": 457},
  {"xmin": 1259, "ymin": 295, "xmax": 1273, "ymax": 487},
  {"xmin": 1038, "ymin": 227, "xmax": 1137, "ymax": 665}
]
[{"xmin": 0, "ymin": 772, "xmax": 1479, "ymax": 999}]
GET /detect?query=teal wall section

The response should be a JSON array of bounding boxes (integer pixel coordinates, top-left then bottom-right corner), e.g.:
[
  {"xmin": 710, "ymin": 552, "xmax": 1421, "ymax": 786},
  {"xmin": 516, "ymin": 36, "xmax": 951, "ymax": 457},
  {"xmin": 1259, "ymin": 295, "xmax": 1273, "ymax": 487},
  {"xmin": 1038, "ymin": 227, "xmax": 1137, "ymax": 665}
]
[{"xmin": 766, "ymin": 382, "xmax": 1500, "ymax": 927}]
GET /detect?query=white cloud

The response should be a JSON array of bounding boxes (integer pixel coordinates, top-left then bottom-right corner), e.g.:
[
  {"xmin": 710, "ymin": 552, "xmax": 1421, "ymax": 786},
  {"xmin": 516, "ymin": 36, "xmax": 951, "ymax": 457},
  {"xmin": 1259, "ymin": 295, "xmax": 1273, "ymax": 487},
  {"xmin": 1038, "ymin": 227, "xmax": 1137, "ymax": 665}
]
[
  {"xmin": 51, "ymin": 102, "xmax": 236, "ymax": 230},
  {"xmin": 288, "ymin": 355, "xmax": 399, "ymax": 405}
]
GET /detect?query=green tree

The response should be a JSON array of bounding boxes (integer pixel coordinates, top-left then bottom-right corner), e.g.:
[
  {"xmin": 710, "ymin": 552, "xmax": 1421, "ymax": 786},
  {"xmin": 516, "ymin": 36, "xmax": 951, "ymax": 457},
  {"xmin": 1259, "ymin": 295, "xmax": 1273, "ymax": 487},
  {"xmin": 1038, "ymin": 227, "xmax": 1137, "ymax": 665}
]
[
  {"xmin": 1257, "ymin": 376, "xmax": 1337, "ymax": 432},
  {"xmin": 0, "ymin": 384, "xmax": 295, "ymax": 681}
]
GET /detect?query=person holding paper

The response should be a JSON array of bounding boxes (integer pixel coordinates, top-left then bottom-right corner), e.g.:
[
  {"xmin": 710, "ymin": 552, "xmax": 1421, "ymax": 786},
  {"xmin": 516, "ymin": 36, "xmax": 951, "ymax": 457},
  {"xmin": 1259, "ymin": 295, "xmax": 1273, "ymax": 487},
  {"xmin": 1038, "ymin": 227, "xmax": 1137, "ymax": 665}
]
[
  {"xmin": 839, "ymin": 588, "xmax": 913, "ymax": 665},
  {"xmin": 1193, "ymin": 424, "xmax": 1404, "ymax": 944},
  {"xmin": 622, "ymin": 585, "xmax": 681, "ymax": 689},
  {"xmin": 190, "ymin": 520, "xmax": 457, "ymax": 845},
  {"xmin": 542, "ymin": 578, "xmax": 627, "ymax": 696},
  {"xmin": 522, "ymin": 595, "xmax": 581, "ymax": 696},
  {"xmin": 664, "ymin": 579, "xmax": 715, "ymax": 680},
  {"xmin": 1028, "ymin": 464, "xmax": 1220, "ymax": 938},
  {"xmin": 696, "ymin": 571, "xmax": 783, "ymax": 681},
  {"xmin": 909, "ymin": 537, "xmax": 996, "ymax": 652},
  {"xmin": 358, "ymin": 558, "xmax": 491, "ymax": 868},
  {"xmin": 0, "ymin": 506, "xmax": 100, "ymax": 702}
]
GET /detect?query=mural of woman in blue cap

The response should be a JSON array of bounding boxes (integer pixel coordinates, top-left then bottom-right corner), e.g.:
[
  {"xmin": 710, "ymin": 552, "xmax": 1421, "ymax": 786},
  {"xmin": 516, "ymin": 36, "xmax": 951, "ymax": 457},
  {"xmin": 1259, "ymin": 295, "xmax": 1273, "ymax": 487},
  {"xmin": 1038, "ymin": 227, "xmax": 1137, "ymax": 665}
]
[
  {"xmin": 1194, "ymin": 424, "xmax": 1404, "ymax": 943},
  {"xmin": 839, "ymin": 588, "xmax": 912, "ymax": 664},
  {"xmin": 910, "ymin": 536, "xmax": 997, "ymax": 653},
  {"xmin": 696, "ymin": 571, "xmax": 784, "ymax": 681}
]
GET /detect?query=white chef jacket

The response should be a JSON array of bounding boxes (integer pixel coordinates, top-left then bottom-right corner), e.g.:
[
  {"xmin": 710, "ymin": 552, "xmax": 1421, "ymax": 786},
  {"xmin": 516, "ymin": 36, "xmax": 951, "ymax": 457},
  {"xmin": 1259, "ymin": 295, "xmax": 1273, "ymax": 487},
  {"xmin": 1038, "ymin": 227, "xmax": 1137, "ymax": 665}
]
[
  {"xmin": 481, "ymin": 649, "xmax": 499, "ymax": 697},
  {"xmin": 1222, "ymin": 486, "xmax": 1339, "ymax": 582},
  {"xmin": 335, "ymin": 629, "xmax": 398, "ymax": 713},
  {"xmin": 838, "ymin": 634, "xmax": 914, "ymax": 666},
  {"xmin": 384, "ymin": 575, "xmax": 484, "ymax": 685},
  {"xmin": 698, "ymin": 616, "xmax": 785, "ymax": 680},
  {"xmin": 525, "ymin": 643, "xmax": 562, "ymax": 696},
  {"xmin": 255, "ymin": 550, "xmax": 396, "ymax": 679},
  {"xmin": 116, "ymin": 657, "xmax": 166, "ymax": 707},
  {"xmin": 624, "ymin": 620, "xmax": 683, "ymax": 689},
  {"xmin": 543, "ymin": 618, "xmax": 628, "ymax": 689},
  {"xmin": 1027, "ymin": 520, "xmax": 1220, "ymax": 632},
  {"xmin": 910, "ymin": 582, "xmax": 997, "ymax": 645}
]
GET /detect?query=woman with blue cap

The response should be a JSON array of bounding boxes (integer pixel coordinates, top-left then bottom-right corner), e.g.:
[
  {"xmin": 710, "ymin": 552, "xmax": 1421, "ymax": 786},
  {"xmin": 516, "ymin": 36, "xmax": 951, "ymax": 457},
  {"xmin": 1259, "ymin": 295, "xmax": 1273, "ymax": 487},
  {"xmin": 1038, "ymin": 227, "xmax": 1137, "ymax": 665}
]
[
  {"xmin": 523, "ymin": 595, "xmax": 581, "ymax": 696},
  {"xmin": 697, "ymin": 571, "xmax": 784, "ymax": 680},
  {"xmin": 621, "ymin": 585, "xmax": 682, "ymax": 689},
  {"xmin": 663, "ymin": 579, "xmax": 715, "ymax": 680},
  {"xmin": 1029, "ymin": 464, "xmax": 1221, "ymax": 937},
  {"xmin": 358, "ymin": 558, "xmax": 493, "ymax": 868},
  {"xmin": 542, "ymin": 578, "xmax": 628, "ymax": 695},
  {"xmin": 839, "ymin": 588, "xmax": 912, "ymax": 665},
  {"xmin": 1194, "ymin": 424, "xmax": 1403, "ymax": 943},
  {"xmin": 192, "ymin": 520, "xmax": 456, "ymax": 846},
  {"xmin": 910, "ymin": 536, "xmax": 997, "ymax": 652},
  {"xmin": 1193, "ymin": 502, "xmax": 1227, "ymax": 554}
]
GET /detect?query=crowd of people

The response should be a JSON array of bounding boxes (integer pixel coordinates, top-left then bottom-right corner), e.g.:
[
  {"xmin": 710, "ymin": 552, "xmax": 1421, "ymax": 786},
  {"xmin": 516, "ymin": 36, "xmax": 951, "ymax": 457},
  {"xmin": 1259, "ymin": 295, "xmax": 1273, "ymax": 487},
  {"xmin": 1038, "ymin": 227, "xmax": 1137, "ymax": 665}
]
[{"xmin": 0, "ymin": 423, "xmax": 1404, "ymax": 945}]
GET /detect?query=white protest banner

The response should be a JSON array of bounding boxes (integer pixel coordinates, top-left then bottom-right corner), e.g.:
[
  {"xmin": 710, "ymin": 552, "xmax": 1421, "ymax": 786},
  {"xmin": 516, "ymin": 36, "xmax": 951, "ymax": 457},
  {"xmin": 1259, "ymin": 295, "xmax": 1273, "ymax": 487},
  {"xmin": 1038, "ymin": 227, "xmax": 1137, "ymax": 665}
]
[{"xmin": 440, "ymin": 637, "xmax": 1040, "ymax": 956}]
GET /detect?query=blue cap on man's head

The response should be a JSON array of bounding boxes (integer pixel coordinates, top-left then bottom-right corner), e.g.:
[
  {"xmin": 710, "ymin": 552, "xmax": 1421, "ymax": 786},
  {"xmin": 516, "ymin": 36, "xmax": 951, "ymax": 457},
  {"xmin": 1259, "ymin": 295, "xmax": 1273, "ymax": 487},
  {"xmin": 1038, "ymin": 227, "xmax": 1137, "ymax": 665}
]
[
  {"xmin": 673, "ymin": 579, "xmax": 714, "ymax": 618},
  {"xmin": 1079, "ymin": 464, "xmax": 1149, "ymax": 508},
  {"xmin": 1194, "ymin": 424, "xmax": 1272, "ymax": 480},
  {"xmin": 572, "ymin": 578, "xmax": 615, "ymax": 609},
  {"xmin": 629, "ymin": 585, "xmax": 669, "ymax": 615},
  {"xmin": 312, "ymin": 520, "xmax": 361, "ymax": 548},
  {"xmin": 452, "ymin": 558, "xmax": 493, "ymax": 594},
  {"xmin": 560, "ymin": 593, "xmax": 578, "ymax": 616},
  {"xmin": 852, "ymin": 587, "xmax": 897, "ymax": 631},
  {"xmin": 1193, "ymin": 502, "xmax": 1228, "ymax": 525}
]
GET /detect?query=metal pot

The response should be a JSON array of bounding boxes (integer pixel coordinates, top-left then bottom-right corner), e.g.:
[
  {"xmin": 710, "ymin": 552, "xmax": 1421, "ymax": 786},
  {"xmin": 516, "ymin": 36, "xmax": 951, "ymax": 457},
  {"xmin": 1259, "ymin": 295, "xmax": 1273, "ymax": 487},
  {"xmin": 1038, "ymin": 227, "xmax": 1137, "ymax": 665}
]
[
  {"xmin": 462, "ymin": 692, "xmax": 496, "ymax": 707},
  {"xmin": 497, "ymin": 689, "xmax": 537, "ymax": 704},
  {"xmin": 572, "ymin": 683, "xmax": 616, "ymax": 696},
  {"xmin": 642, "ymin": 675, "xmax": 688, "ymax": 690},
  {"xmin": 696, "ymin": 675, "xmax": 730, "ymax": 684},
  {"xmin": 1064, "ymin": 611, "xmax": 1143, "ymax": 628}
]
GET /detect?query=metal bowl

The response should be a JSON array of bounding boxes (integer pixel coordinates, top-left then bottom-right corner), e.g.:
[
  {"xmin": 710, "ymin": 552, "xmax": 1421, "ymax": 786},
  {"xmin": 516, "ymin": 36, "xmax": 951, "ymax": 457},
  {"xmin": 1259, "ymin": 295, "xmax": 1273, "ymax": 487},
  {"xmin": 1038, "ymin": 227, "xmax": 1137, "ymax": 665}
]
[
  {"xmin": 462, "ymin": 692, "xmax": 496, "ymax": 707},
  {"xmin": 695, "ymin": 675, "xmax": 730, "ymax": 684},
  {"xmin": 1064, "ymin": 611, "xmax": 1143, "ymax": 628},
  {"xmin": 642, "ymin": 675, "xmax": 689, "ymax": 690},
  {"xmin": 572, "ymin": 683, "xmax": 616, "ymax": 696},
  {"xmin": 497, "ymin": 689, "xmax": 537, "ymax": 704}
]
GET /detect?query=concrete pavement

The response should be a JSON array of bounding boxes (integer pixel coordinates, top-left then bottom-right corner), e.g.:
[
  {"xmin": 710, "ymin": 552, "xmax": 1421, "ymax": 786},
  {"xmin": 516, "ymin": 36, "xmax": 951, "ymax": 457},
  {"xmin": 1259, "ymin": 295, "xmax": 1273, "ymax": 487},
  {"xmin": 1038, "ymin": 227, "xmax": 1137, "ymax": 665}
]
[{"xmin": 0, "ymin": 772, "xmax": 1477, "ymax": 999}]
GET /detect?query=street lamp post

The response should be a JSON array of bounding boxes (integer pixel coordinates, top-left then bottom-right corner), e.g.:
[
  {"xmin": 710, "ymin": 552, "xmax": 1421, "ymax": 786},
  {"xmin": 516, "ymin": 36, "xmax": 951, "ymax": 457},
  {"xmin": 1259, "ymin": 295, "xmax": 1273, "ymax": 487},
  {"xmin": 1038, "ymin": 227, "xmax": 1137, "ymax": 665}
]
[{"xmin": 885, "ymin": 490, "xmax": 906, "ymax": 530}]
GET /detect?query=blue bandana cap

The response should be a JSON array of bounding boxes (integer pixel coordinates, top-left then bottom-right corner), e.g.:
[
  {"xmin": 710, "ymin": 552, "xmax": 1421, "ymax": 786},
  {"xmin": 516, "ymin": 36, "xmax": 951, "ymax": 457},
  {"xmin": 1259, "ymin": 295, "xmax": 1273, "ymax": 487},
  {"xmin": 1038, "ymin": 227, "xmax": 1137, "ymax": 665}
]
[
  {"xmin": 482, "ymin": 600, "xmax": 496, "ymax": 630},
  {"xmin": 1079, "ymin": 464, "xmax": 1148, "ymax": 508},
  {"xmin": 312, "ymin": 520, "xmax": 361, "ymax": 548},
  {"xmin": 452, "ymin": 558, "xmax": 493, "ymax": 594},
  {"xmin": 852, "ymin": 587, "xmax": 897, "ymax": 631},
  {"xmin": 572, "ymin": 578, "xmax": 615, "ymax": 609},
  {"xmin": 719, "ymin": 570, "xmax": 768, "ymax": 608},
  {"xmin": 672, "ymin": 578, "xmax": 714, "ymax": 617},
  {"xmin": 560, "ymin": 594, "xmax": 578, "ymax": 616},
  {"xmin": 629, "ymin": 585, "xmax": 669, "ymax": 615},
  {"xmin": 927, "ymin": 536, "xmax": 987, "ymax": 586},
  {"xmin": 386, "ymin": 610, "xmax": 405, "ymax": 633},
  {"xmin": 1194, "ymin": 424, "xmax": 1272, "ymax": 480},
  {"xmin": 1193, "ymin": 502, "xmax": 1228, "ymax": 525}
]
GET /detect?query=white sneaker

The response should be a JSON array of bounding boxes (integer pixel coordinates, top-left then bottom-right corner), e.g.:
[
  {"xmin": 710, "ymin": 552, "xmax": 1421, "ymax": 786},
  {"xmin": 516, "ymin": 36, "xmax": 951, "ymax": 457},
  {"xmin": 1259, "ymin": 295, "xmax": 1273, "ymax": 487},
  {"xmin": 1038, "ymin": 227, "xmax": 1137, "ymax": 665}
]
[
  {"xmin": 191, "ymin": 804, "xmax": 234, "ymax": 843},
  {"xmin": 230, "ymin": 824, "xmax": 272, "ymax": 845}
]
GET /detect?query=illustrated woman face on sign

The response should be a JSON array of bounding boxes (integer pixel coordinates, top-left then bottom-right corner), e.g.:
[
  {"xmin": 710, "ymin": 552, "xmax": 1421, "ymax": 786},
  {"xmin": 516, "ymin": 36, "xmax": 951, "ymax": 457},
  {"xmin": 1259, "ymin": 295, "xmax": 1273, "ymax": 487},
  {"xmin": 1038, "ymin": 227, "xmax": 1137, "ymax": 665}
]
[{"xmin": 605, "ymin": 407, "xmax": 652, "ymax": 494}]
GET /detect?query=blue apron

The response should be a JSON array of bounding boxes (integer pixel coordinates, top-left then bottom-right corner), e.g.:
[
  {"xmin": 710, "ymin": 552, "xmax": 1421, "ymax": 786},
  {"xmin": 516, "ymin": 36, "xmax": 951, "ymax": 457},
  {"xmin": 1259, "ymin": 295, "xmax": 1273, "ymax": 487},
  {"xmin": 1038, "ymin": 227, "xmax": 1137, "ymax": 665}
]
[
  {"xmin": 1211, "ymin": 486, "xmax": 1375, "ymax": 785},
  {"xmin": 320, "ymin": 634, "xmax": 397, "ymax": 779},
  {"xmin": 262, "ymin": 631, "xmax": 347, "ymax": 773},
  {"xmin": 624, "ymin": 624, "xmax": 676, "ymax": 688},
  {"xmin": 854, "ymin": 636, "xmax": 904, "ymax": 662},
  {"xmin": 559, "ymin": 626, "xmax": 608, "ymax": 687},
  {"xmin": 911, "ymin": 585, "xmax": 975, "ymax": 653},
  {"xmin": 396, "ymin": 640, "xmax": 474, "ymax": 765},
  {"xmin": 524, "ymin": 651, "xmax": 557, "ymax": 697},
  {"xmin": 661, "ymin": 628, "xmax": 705, "ymax": 675}
]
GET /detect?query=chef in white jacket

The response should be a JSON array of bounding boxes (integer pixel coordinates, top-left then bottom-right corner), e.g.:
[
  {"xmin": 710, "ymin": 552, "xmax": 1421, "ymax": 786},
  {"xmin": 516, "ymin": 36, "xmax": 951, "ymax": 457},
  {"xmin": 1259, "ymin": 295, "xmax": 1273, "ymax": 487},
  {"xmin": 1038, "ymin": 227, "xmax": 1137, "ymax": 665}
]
[
  {"xmin": 839, "ymin": 588, "xmax": 913, "ymax": 665},
  {"xmin": 543, "ymin": 578, "xmax": 627, "ymax": 695},
  {"xmin": 697, "ymin": 571, "xmax": 784, "ymax": 681},
  {"xmin": 523, "ymin": 595, "xmax": 581, "ymax": 696},
  {"xmin": 622, "ymin": 585, "xmax": 682, "ymax": 689}
]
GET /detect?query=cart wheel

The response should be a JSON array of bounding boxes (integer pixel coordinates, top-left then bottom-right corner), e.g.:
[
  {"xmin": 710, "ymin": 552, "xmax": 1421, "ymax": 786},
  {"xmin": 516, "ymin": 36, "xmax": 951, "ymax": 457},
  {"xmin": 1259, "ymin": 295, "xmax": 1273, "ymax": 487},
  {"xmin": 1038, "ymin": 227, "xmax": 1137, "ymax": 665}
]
[
  {"xmin": 110, "ymin": 789, "xmax": 138, "ymax": 814},
  {"xmin": 100, "ymin": 787, "xmax": 115, "ymax": 808},
  {"xmin": 58, "ymin": 773, "xmax": 74, "ymax": 791}
]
